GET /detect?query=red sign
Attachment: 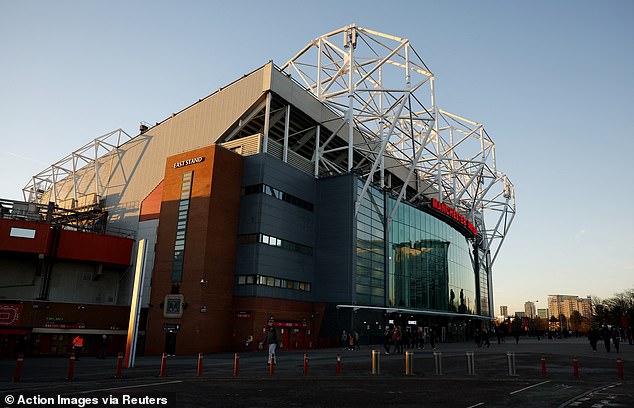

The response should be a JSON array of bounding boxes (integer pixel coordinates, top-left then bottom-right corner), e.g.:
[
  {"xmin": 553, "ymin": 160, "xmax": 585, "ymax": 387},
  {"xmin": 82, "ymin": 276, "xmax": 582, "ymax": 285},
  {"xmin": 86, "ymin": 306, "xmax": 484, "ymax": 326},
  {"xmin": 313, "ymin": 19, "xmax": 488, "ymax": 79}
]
[
  {"xmin": 0, "ymin": 304, "xmax": 22, "ymax": 326},
  {"xmin": 430, "ymin": 198, "xmax": 477, "ymax": 236},
  {"xmin": 236, "ymin": 312, "xmax": 252, "ymax": 319}
]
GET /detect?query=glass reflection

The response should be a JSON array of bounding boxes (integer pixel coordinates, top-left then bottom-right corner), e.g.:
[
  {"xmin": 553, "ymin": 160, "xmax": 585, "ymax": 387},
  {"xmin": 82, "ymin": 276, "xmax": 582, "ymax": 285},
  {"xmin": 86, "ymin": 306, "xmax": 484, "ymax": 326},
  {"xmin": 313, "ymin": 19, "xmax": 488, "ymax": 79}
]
[{"xmin": 354, "ymin": 179, "xmax": 481, "ymax": 315}]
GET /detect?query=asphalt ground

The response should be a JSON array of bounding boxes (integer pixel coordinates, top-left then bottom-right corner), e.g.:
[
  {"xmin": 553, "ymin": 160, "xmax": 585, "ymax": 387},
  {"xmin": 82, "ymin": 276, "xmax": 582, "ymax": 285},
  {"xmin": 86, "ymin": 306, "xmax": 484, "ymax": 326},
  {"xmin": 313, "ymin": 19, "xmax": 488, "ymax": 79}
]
[{"xmin": 1, "ymin": 337, "xmax": 632, "ymax": 407}]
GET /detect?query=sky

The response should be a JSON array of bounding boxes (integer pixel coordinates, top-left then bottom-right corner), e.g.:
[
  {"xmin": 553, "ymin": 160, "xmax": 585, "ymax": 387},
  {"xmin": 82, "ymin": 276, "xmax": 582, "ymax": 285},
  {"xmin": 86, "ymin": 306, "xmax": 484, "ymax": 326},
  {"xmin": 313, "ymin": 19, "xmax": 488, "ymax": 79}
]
[{"xmin": 1, "ymin": 1, "xmax": 632, "ymax": 315}]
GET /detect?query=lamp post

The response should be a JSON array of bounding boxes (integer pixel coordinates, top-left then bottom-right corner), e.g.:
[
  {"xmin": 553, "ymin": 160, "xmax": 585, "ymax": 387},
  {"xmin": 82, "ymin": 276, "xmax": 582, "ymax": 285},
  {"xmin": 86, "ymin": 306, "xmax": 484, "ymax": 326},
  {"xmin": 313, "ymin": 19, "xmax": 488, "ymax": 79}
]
[{"xmin": 533, "ymin": 300, "xmax": 540, "ymax": 340}]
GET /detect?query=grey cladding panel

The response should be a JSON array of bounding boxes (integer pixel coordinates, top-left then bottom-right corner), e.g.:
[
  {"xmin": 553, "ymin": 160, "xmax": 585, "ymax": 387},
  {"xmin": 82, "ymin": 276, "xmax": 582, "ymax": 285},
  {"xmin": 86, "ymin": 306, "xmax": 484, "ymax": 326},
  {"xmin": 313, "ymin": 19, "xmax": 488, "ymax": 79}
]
[{"xmin": 314, "ymin": 174, "xmax": 355, "ymax": 304}]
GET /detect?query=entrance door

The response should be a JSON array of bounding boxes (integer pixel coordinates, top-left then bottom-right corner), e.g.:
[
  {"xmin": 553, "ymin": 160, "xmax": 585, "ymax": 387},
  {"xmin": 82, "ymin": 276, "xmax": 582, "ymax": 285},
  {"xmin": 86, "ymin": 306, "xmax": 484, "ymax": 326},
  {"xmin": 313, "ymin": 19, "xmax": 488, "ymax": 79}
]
[
  {"xmin": 164, "ymin": 332, "xmax": 177, "ymax": 355},
  {"xmin": 280, "ymin": 328, "xmax": 306, "ymax": 350}
]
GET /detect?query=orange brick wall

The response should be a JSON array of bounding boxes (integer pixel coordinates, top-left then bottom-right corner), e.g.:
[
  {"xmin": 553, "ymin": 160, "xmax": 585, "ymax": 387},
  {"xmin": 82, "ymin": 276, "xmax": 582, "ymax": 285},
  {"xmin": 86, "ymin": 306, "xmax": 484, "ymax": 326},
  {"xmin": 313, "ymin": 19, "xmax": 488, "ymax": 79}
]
[{"xmin": 145, "ymin": 145, "xmax": 243, "ymax": 354}]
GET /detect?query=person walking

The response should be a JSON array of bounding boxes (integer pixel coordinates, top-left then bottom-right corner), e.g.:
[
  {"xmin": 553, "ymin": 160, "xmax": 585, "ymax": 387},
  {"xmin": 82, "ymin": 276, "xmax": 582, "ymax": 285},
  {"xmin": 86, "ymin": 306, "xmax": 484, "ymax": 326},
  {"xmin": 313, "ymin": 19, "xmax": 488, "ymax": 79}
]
[
  {"xmin": 98, "ymin": 335, "xmax": 108, "ymax": 359},
  {"xmin": 588, "ymin": 328, "xmax": 598, "ymax": 352},
  {"xmin": 340, "ymin": 330, "xmax": 348, "ymax": 350},
  {"xmin": 264, "ymin": 326, "xmax": 278, "ymax": 365},
  {"xmin": 601, "ymin": 325, "xmax": 611, "ymax": 352},
  {"xmin": 612, "ymin": 327, "xmax": 621, "ymax": 353},
  {"xmin": 482, "ymin": 329, "xmax": 490, "ymax": 348},
  {"xmin": 72, "ymin": 335, "xmax": 84, "ymax": 361},
  {"xmin": 429, "ymin": 328, "xmax": 436, "ymax": 350},
  {"xmin": 383, "ymin": 327, "xmax": 392, "ymax": 355}
]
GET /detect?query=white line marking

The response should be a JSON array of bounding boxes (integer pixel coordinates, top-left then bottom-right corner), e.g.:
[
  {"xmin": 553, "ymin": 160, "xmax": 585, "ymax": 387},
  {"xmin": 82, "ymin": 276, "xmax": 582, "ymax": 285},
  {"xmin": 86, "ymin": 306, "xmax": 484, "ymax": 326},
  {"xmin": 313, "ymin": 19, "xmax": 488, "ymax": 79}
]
[
  {"xmin": 61, "ymin": 380, "xmax": 184, "ymax": 395},
  {"xmin": 466, "ymin": 403, "xmax": 484, "ymax": 408},
  {"xmin": 509, "ymin": 380, "xmax": 551, "ymax": 395}
]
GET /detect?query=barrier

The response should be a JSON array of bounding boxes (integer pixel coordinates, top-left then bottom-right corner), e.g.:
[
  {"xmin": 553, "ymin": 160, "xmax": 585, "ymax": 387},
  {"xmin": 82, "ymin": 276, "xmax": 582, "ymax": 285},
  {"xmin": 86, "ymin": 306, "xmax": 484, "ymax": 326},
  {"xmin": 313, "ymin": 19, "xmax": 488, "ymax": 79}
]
[
  {"xmin": 197, "ymin": 353, "xmax": 203, "ymax": 377},
  {"xmin": 433, "ymin": 351, "xmax": 443, "ymax": 375},
  {"xmin": 234, "ymin": 353, "xmax": 240, "ymax": 377},
  {"xmin": 336, "ymin": 353, "xmax": 342, "ymax": 375},
  {"xmin": 466, "ymin": 351, "xmax": 475, "ymax": 376},
  {"xmin": 14, "ymin": 353, "xmax": 23, "ymax": 382},
  {"xmin": 303, "ymin": 353, "xmax": 309, "ymax": 376},
  {"xmin": 541, "ymin": 355, "xmax": 547, "ymax": 378},
  {"xmin": 66, "ymin": 353, "xmax": 76, "ymax": 381},
  {"xmin": 506, "ymin": 352, "xmax": 517, "ymax": 376},
  {"xmin": 573, "ymin": 356, "xmax": 579, "ymax": 379},
  {"xmin": 159, "ymin": 353, "xmax": 167, "ymax": 377},
  {"xmin": 405, "ymin": 351, "xmax": 413, "ymax": 376},
  {"xmin": 617, "ymin": 358, "xmax": 624, "ymax": 380},
  {"xmin": 115, "ymin": 352, "xmax": 123, "ymax": 379},
  {"xmin": 371, "ymin": 349, "xmax": 380, "ymax": 375}
]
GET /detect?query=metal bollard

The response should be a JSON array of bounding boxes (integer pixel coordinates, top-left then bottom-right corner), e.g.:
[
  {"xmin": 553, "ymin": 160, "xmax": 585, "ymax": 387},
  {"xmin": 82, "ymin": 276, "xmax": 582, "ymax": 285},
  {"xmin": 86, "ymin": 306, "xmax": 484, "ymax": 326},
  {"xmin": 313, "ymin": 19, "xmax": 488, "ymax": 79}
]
[
  {"xmin": 573, "ymin": 356, "xmax": 579, "ymax": 379},
  {"xmin": 617, "ymin": 358, "xmax": 624, "ymax": 380},
  {"xmin": 197, "ymin": 353, "xmax": 203, "ymax": 377},
  {"xmin": 371, "ymin": 349, "xmax": 380, "ymax": 375},
  {"xmin": 66, "ymin": 352, "xmax": 76, "ymax": 381},
  {"xmin": 433, "ymin": 351, "xmax": 443, "ymax": 375},
  {"xmin": 405, "ymin": 351, "xmax": 413, "ymax": 376},
  {"xmin": 14, "ymin": 353, "xmax": 24, "ymax": 382},
  {"xmin": 540, "ymin": 355, "xmax": 547, "ymax": 378},
  {"xmin": 466, "ymin": 352, "xmax": 475, "ymax": 376},
  {"xmin": 506, "ymin": 352, "xmax": 517, "ymax": 376},
  {"xmin": 159, "ymin": 353, "xmax": 167, "ymax": 377},
  {"xmin": 115, "ymin": 352, "xmax": 123, "ymax": 379},
  {"xmin": 303, "ymin": 353, "xmax": 309, "ymax": 376},
  {"xmin": 336, "ymin": 353, "xmax": 342, "ymax": 374},
  {"xmin": 234, "ymin": 353, "xmax": 240, "ymax": 377}
]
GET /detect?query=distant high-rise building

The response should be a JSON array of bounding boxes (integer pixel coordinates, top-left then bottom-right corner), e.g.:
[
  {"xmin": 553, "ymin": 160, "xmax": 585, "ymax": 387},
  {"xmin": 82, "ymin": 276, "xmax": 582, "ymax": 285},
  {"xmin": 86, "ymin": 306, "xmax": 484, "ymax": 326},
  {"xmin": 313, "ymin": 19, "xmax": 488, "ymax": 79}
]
[
  {"xmin": 500, "ymin": 305, "xmax": 508, "ymax": 316},
  {"xmin": 578, "ymin": 297, "xmax": 593, "ymax": 318},
  {"xmin": 547, "ymin": 294, "xmax": 593, "ymax": 329},
  {"xmin": 524, "ymin": 301, "xmax": 536, "ymax": 318}
]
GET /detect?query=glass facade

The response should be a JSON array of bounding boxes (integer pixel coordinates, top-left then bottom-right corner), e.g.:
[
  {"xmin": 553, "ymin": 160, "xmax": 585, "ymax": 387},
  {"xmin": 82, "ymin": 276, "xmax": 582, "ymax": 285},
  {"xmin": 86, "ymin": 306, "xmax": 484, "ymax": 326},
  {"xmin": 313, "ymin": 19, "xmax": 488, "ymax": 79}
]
[
  {"xmin": 355, "ymin": 183, "xmax": 385, "ymax": 306},
  {"xmin": 172, "ymin": 171, "xmax": 192, "ymax": 282},
  {"xmin": 355, "ymin": 179, "xmax": 485, "ymax": 317}
]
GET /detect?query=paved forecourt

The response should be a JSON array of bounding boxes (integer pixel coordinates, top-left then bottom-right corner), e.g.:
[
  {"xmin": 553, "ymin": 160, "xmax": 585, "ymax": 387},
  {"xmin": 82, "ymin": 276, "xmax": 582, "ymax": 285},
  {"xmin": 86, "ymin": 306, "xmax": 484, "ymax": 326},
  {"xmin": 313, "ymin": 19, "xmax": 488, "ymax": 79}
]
[{"xmin": 2, "ymin": 337, "xmax": 632, "ymax": 407}]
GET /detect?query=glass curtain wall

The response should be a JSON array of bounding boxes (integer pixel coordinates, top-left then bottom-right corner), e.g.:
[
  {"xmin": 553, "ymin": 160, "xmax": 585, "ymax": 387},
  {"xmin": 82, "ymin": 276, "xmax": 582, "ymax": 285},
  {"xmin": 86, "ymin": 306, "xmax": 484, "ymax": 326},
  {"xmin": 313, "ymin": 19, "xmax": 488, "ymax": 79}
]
[
  {"xmin": 478, "ymin": 249, "xmax": 490, "ymax": 316},
  {"xmin": 388, "ymin": 197, "xmax": 477, "ymax": 314},
  {"xmin": 355, "ymin": 183, "xmax": 385, "ymax": 306},
  {"xmin": 354, "ymin": 180, "xmax": 480, "ymax": 315}
]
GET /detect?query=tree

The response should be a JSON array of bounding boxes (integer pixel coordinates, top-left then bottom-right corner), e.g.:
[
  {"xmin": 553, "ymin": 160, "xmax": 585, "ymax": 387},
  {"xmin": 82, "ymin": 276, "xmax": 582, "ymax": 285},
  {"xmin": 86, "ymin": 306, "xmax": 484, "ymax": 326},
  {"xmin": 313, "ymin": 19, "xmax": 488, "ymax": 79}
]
[
  {"xmin": 569, "ymin": 310, "xmax": 584, "ymax": 333},
  {"xmin": 591, "ymin": 288, "xmax": 634, "ymax": 329}
]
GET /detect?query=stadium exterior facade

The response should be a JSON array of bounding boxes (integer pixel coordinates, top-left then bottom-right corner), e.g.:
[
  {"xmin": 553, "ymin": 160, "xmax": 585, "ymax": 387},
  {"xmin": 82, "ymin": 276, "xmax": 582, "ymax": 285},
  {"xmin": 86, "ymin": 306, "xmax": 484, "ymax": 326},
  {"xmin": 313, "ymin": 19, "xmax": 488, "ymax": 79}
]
[{"xmin": 0, "ymin": 26, "xmax": 515, "ymax": 356}]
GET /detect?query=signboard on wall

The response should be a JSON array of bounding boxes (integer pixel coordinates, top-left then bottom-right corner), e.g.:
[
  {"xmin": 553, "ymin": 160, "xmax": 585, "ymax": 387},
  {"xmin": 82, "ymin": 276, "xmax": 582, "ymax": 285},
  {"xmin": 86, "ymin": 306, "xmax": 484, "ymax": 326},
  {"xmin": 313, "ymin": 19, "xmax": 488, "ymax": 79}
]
[{"xmin": 0, "ymin": 304, "xmax": 22, "ymax": 326}]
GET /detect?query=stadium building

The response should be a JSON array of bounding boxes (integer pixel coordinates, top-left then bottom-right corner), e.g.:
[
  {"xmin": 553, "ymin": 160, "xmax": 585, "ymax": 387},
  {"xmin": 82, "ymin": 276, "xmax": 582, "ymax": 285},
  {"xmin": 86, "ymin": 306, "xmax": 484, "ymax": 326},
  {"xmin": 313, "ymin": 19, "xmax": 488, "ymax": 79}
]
[{"xmin": 0, "ymin": 25, "xmax": 515, "ymax": 356}]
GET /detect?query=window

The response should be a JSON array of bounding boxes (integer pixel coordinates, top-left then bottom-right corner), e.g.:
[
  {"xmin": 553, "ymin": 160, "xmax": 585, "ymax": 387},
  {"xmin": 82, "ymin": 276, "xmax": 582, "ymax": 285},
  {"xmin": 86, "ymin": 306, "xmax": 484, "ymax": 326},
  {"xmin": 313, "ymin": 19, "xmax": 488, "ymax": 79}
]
[
  {"xmin": 238, "ymin": 233, "xmax": 313, "ymax": 256},
  {"xmin": 242, "ymin": 183, "xmax": 314, "ymax": 211},
  {"xmin": 235, "ymin": 274, "xmax": 311, "ymax": 292},
  {"xmin": 172, "ymin": 171, "xmax": 193, "ymax": 282}
]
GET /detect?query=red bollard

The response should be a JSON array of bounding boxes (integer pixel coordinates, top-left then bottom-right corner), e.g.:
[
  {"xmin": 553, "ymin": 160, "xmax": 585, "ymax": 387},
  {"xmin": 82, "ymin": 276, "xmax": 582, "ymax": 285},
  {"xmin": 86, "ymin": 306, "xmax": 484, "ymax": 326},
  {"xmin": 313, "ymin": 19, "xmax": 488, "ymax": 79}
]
[
  {"xmin": 66, "ymin": 352, "xmax": 76, "ymax": 381},
  {"xmin": 573, "ymin": 356, "xmax": 579, "ymax": 379},
  {"xmin": 617, "ymin": 358, "xmax": 624, "ymax": 380},
  {"xmin": 303, "ymin": 353, "xmax": 309, "ymax": 376},
  {"xmin": 336, "ymin": 353, "xmax": 342, "ymax": 375},
  {"xmin": 197, "ymin": 353, "xmax": 203, "ymax": 377},
  {"xmin": 13, "ymin": 353, "xmax": 24, "ymax": 382},
  {"xmin": 115, "ymin": 352, "xmax": 123, "ymax": 379},
  {"xmin": 540, "ymin": 355, "xmax": 547, "ymax": 378},
  {"xmin": 159, "ymin": 353, "xmax": 167, "ymax": 377},
  {"xmin": 269, "ymin": 353, "xmax": 275, "ymax": 376},
  {"xmin": 233, "ymin": 353, "xmax": 240, "ymax": 377}
]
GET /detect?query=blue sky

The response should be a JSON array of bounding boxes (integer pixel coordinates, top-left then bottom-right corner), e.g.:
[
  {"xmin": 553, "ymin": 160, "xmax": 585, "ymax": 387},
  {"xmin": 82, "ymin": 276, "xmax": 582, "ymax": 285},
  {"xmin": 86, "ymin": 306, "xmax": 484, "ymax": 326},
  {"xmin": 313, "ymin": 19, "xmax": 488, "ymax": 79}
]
[{"xmin": 1, "ymin": 1, "xmax": 632, "ymax": 314}]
